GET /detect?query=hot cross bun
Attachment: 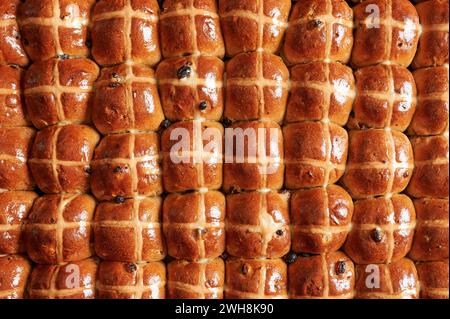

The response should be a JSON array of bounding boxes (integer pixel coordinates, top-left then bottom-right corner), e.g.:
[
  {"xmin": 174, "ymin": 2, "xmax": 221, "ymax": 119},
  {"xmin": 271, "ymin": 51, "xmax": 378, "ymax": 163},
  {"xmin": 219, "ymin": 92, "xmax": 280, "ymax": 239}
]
[
  {"xmin": 160, "ymin": 0, "xmax": 225, "ymax": 58},
  {"xmin": 167, "ymin": 258, "xmax": 224, "ymax": 299},
  {"xmin": 219, "ymin": 0, "xmax": 291, "ymax": 56},
  {"xmin": 344, "ymin": 194, "xmax": 416, "ymax": 264},
  {"xmin": 18, "ymin": 0, "xmax": 94, "ymax": 61},
  {"xmin": 24, "ymin": 194, "xmax": 95, "ymax": 264},
  {"xmin": 225, "ymin": 258, "xmax": 288, "ymax": 299},
  {"xmin": 29, "ymin": 124, "xmax": 100, "ymax": 194},
  {"xmin": 91, "ymin": 132, "xmax": 162, "ymax": 200},
  {"xmin": 291, "ymin": 185, "xmax": 353, "ymax": 254},
  {"xmin": 0, "ymin": 65, "xmax": 29, "ymax": 128},
  {"xmin": 342, "ymin": 129, "xmax": 413, "ymax": 199},
  {"xmin": 416, "ymin": 261, "xmax": 449, "ymax": 299},
  {"xmin": 94, "ymin": 197, "xmax": 165, "ymax": 263},
  {"xmin": 24, "ymin": 58, "xmax": 99, "ymax": 129},
  {"xmin": 97, "ymin": 261, "xmax": 166, "ymax": 299},
  {"xmin": 226, "ymin": 191, "xmax": 290, "ymax": 259},
  {"xmin": 283, "ymin": 0, "xmax": 353, "ymax": 65},
  {"xmin": 92, "ymin": 0, "xmax": 161, "ymax": 66},
  {"xmin": 163, "ymin": 191, "xmax": 225, "ymax": 261},
  {"xmin": 0, "ymin": 255, "xmax": 31, "ymax": 299}
]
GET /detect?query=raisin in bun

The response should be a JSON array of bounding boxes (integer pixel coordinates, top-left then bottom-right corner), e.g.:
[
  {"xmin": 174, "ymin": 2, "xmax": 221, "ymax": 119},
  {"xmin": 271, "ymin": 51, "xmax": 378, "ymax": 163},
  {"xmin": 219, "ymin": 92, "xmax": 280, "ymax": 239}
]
[
  {"xmin": 352, "ymin": 0, "xmax": 420, "ymax": 67},
  {"xmin": 344, "ymin": 194, "xmax": 416, "ymax": 265},
  {"xmin": 91, "ymin": 133, "xmax": 162, "ymax": 201},
  {"xmin": 92, "ymin": 63, "xmax": 164, "ymax": 134},
  {"xmin": 162, "ymin": 121, "xmax": 223, "ymax": 193},
  {"xmin": 24, "ymin": 194, "xmax": 95, "ymax": 264},
  {"xmin": 18, "ymin": 0, "xmax": 94, "ymax": 61},
  {"xmin": 29, "ymin": 124, "xmax": 100, "ymax": 194},
  {"xmin": 226, "ymin": 191, "xmax": 290, "ymax": 259},
  {"xmin": 0, "ymin": 65, "xmax": 29, "ymax": 127},
  {"xmin": 0, "ymin": 0, "xmax": 29, "ymax": 66},
  {"xmin": 92, "ymin": 0, "xmax": 161, "ymax": 66},
  {"xmin": 163, "ymin": 191, "xmax": 225, "ymax": 261},
  {"xmin": 348, "ymin": 64, "xmax": 416, "ymax": 132},
  {"xmin": 0, "ymin": 255, "xmax": 31, "ymax": 299},
  {"xmin": 291, "ymin": 185, "xmax": 353, "ymax": 254},
  {"xmin": 94, "ymin": 197, "xmax": 165, "ymax": 263},
  {"xmin": 342, "ymin": 129, "xmax": 413, "ymax": 199},
  {"xmin": 0, "ymin": 127, "xmax": 35, "ymax": 191},
  {"xmin": 219, "ymin": 0, "xmax": 291, "ymax": 56},
  {"xmin": 355, "ymin": 258, "xmax": 419, "ymax": 299},
  {"xmin": 283, "ymin": 0, "xmax": 353, "ymax": 65},
  {"xmin": 160, "ymin": 0, "xmax": 224, "ymax": 58},
  {"xmin": 167, "ymin": 258, "xmax": 224, "ymax": 299},
  {"xmin": 286, "ymin": 61, "xmax": 355, "ymax": 126},
  {"xmin": 0, "ymin": 191, "xmax": 38, "ymax": 255},
  {"xmin": 288, "ymin": 252, "xmax": 355, "ymax": 299},
  {"xmin": 156, "ymin": 55, "xmax": 224, "ymax": 122},
  {"xmin": 28, "ymin": 258, "xmax": 98, "ymax": 299},
  {"xmin": 225, "ymin": 258, "xmax": 288, "ymax": 299},
  {"xmin": 416, "ymin": 261, "xmax": 449, "ymax": 299},
  {"xmin": 223, "ymin": 121, "xmax": 284, "ymax": 192},
  {"xmin": 412, "ymin": 0, "xmax": 449, "ymax": 69},
  {"xmin": 409, "ymin": 198, "xmax": 449, "ymax": 261},
  {"xmin": 24, "ymin": 58, "xmax": 99, "ymax": 129},
  {"xmin": 97, "ymin": 261, "xmax": 166, "ymax": 299},
  {"xmin": 284, "ymin": 122, "xmax": 348, "ymax": 189}
]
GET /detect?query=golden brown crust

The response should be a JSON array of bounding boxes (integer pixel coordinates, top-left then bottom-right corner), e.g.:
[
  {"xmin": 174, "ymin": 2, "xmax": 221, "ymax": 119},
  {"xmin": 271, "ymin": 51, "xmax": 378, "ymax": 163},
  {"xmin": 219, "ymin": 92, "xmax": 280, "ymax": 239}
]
[
  {"xmin": 225, "ymin": 258, "xmax": 288, "ymax": 299},
  {"xmin": 97, "ymin": 261, "xmax": 166, "ymax": 299},
  {"xmin": 219, "ymin": 0, "xmax": 291, "ymax": 56},
  {"xmin": 406, "ymin": 135, "xmax": 449, "ymax": 199},
  {"xmin": 163, "ymin": 191, "xmax": 225, "ymax": 261},
  {"xmin": 0, "ymin": 0, "xmax": 29, "ymax": 67},
  {"xmin": 29, "ymin": 124, "xmax": 100, "ymax": 194},
  {"xmin": 24, "ymin": 58, "xmax": 99, "ymax": 129},
  {"xmin": 92, "ymin": 0, "xmax": 161, "ymax": 66},
  {"xmin": 224, "ymin": 52, "xmax": 289, "ymax": 123},
  {"xmin": 283, "ymin": 0, "xmax": 353, "ymax": 65},
  {"xmin": 348, "ymin": 64, "xmax": 416, "ymax": 132},
  {"xmin": 288, "ymin": 252, "xmax": 355, "ymax": 299},
  {"xmin": 344, "ymin": 194, "xmax": 416, "ymax": 264},
  {"xmin": 28, "ymin": 258, "xmax": 98, "ymax": 299},
  {"xmin": 226, "ymin": 191, "xmax": 290, "ymax": 258},
  {"xmin": 24, "ymin": 194, "xmax": 95, "ymax": 264},
  {"xmin": 92, "ymin": 63, "xmax": 164, "ymax": 134},
  {"xmin": 0, "ymin": 255, "xmax": 31, "ymax": 299},
  {"xmin": 156, "ymin": 55, "xmax": 224, "ymax": 121},
  {"xmin": 416, "ymin": 260, "xmax": 449, "ymax": 299},
  {"xmin": 94, "ymin": 197, "xmax": 165, "ymax": 262},
  {"xmin": 351, "ymin": 0, "xmax": 420, "ymax": 68},
  {"xmin": 91, "ymin": 132, "xmax": 162, "ymax": 200},
  {"xmin": 0, "ymin": 127, "xmax": 35, "ymax": 191},
  {"xmin": 342, "ymin": 129, "xmax": 413, "ymax": 199},
  {"xmin": 286, "ymin": 62, "xmax": 355, "ymax": 126},
  {"xmin": 18, "ymin": 0, "xmax": 94, "ymax": 62},
  {"xmin": 167, "ymin": 258, "xmax": 224, "ymax": 299},
  {"xmin": 408, "ymin": 66, "xmax": 449, "ymax": 136},
  {"xmin": 160, "ymin": 0, "xmax": 225, "ymax": 58},
  {"xmin": 0, "ymin": 65, "xmax": 29, "ymax": 127},
  {"xmin": 412, "ymin": 0, "xmax": 449, "ymax": 69},
  {"xmin": 0, "ymin": 191, "xmax": 38, "ymax": 255},
  {"xmin": 409, "ymin": 198, "xmax": 449, "ymax": 261},
  {"xmin": 284, "ymin": 122, "xmax": 348, "ymax": 189},
  {"xmin": 162, "ymin": 121, "xmax": 223, "ymax": 193},
  {"xmin": 291, "ymin": 185, "xmax": 353, "ymax": 254},
  {"xmin": 355, "ymin": 258, "xmax": 419, "ymax": 299},
  {"xmin": 223, "ymin": 121, "xmax": 284, "ymax": 192}
]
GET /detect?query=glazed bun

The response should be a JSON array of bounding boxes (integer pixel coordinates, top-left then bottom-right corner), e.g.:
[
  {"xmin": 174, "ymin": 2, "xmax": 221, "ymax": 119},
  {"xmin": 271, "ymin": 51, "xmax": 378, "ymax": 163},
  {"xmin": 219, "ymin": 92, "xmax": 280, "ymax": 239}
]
[
  {"xmin": 416, "ymin": 261, "xmax": 449, "ymax": 299},
  {"xmin": 0, "ymin": 255, "xmax": 31, "ymax": 299},
  {"xmin": 0, "ymin": 65, "xmax": 29, "ymax": 127}
]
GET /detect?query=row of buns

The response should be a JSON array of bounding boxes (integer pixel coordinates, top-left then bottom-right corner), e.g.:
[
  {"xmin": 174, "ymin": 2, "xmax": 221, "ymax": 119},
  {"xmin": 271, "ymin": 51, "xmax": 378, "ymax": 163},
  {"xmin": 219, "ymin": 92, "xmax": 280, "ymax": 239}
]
[
  {"xmin": 1, "ymin": 254, "xmax": 448, "ymax": 299},
  {"xmin": 1, "ymin": 0, "xmax": 447, "ymax": 69}
]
